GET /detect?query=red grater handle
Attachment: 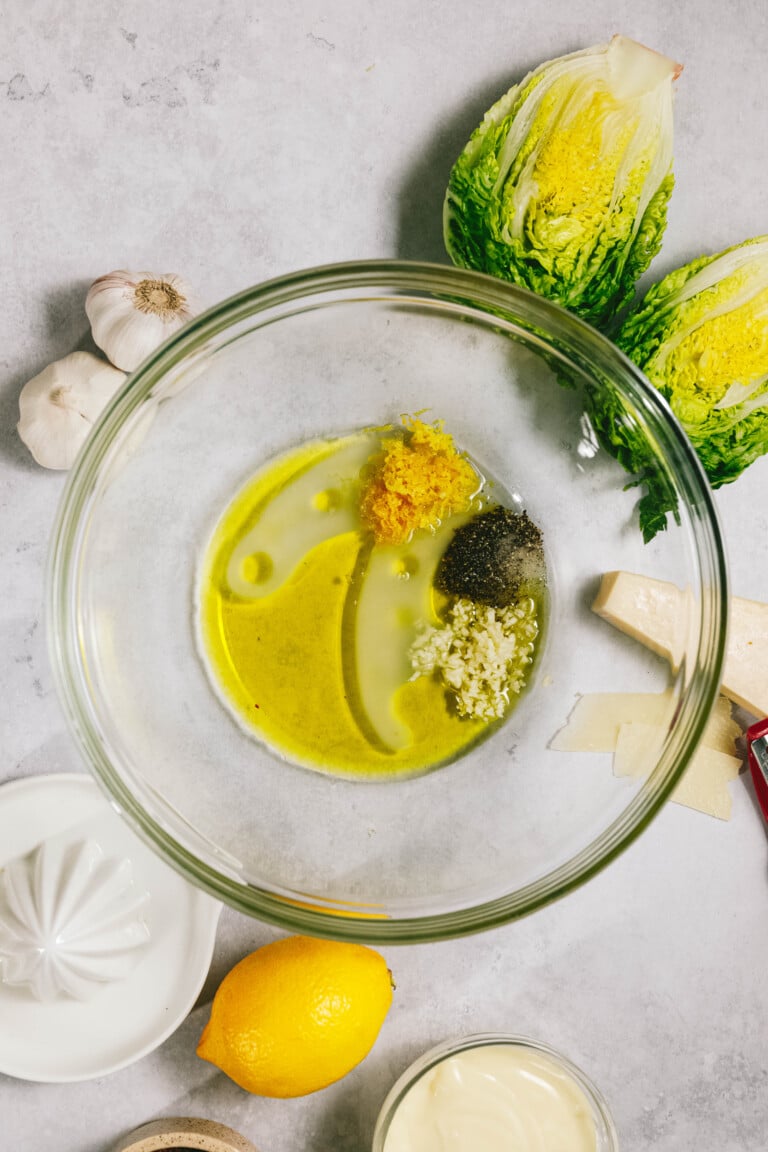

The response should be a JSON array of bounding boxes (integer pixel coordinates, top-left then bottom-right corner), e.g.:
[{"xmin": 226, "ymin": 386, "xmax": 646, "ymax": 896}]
[{"xmin": 747, "ymin": 717, "xmax": 768, "ymax": 823}]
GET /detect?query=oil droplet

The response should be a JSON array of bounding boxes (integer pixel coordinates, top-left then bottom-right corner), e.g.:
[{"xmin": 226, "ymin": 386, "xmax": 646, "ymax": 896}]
[
  {"xmin": 393, "ymin": 555, "xmax": 419, "ymax": 579},
  {"xmin": 313, "ymin": 487, "xmax": 342, "ymax": 512},
  {"xmin": 241, "ymin": 551, "xmax": 273, "ymax": 585}
]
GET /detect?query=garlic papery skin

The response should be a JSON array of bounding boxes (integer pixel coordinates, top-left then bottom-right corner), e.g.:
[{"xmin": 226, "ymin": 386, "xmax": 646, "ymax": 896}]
[
  {"xmin": 86, "ymin": 270, "xmax": 197, "ymax": 372},
  {"xmin": 17, "ymin": 351, "xmax": 126, "ymax": 470}
]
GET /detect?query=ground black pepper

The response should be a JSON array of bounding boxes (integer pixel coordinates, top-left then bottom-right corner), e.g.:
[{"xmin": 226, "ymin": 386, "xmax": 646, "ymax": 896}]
[{"xmin": 435, "ymin": 505, "xmax": 545, "ymax": 607}]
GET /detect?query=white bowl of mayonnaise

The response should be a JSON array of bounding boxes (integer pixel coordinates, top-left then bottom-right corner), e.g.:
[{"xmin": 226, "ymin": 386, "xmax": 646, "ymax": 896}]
[{"xmin": 372, "ymin": 1033, "xmax": 619, "ymax": 1152}]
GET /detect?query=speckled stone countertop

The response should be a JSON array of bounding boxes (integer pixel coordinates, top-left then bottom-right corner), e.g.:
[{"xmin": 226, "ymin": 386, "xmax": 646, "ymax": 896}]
[{"xmin": 1, "ymin": 3, "xmax": 767, "ymax": 1150}]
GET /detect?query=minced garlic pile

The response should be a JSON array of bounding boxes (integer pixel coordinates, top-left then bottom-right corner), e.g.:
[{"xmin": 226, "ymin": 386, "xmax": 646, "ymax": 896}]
[
  {"xmin": 410, "ymin": 597, "xmax": 539, "ymax": 721},
  {"xmin": 359, "ymin": 417, "xmax": 478, "ymax": 545}
]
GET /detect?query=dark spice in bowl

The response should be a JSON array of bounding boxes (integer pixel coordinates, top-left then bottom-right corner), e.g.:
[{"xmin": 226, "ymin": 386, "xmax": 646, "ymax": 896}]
[{"xmin": 436, "ymin": 506, "xmax": 545, "ymax": 606}]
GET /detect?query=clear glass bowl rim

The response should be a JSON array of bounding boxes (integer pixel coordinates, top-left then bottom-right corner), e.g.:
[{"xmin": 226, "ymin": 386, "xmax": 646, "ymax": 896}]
[
  {"xmin": 371, "ymin": 1032, "xmax": 620, "ymax": 1151},
  {"xmin": 47, "ymin": 259, "xmax": 728, "ymax": 943}
]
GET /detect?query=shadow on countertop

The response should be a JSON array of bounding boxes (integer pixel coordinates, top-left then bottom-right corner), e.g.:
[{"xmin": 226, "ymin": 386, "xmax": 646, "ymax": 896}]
[
  {"xmin": 394, "ymin": 48, "xmax": 564, "ymax": 265},
  {"xmin": 312, "ymin": 1038, "xmax": 421, "ymax": 1152}
]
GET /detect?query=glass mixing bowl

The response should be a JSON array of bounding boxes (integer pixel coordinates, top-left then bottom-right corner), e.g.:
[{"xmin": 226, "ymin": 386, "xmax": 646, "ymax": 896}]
[{"xmin": 48, "ymin": 261, "xmax": 727, "ymax": 941}]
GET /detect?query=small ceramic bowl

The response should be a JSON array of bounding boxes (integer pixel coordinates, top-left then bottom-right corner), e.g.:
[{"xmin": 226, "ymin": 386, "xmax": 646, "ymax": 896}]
[
  {"xmin": 0, "ymin": 775, "xmax": 220, "ymax": 1083},
  {"xmin": 113, "ymin": 1117, "xmax": 259, "ymax": 1152},
  {"xmin": 372, "ymin": 1033, "xmax": 619, "ymax": 1151}
]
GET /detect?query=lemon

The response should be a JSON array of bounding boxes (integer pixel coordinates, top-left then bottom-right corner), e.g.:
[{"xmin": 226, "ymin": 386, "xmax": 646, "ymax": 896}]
[{"xmin": 196, "ymin": 935, "xmax": 394, "ymax": 1097}]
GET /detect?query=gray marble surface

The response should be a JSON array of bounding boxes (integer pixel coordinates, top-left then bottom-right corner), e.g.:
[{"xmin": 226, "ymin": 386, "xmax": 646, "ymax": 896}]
[{"xmin": 2, "ymin": 2, "xmax": 768, "ymax": 1149}]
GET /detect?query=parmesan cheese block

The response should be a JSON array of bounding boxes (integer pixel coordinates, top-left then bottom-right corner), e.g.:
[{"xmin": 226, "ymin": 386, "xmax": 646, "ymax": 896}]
[
  {"xmin": 724, "ymin": 597, "xmax": 768, "ymax": 718},
  {"xmin": 591, "ymin": 570, "xmax": 693, "ymax": 668},
  {"xmin": 592, "ymin": 571, "xmax": 768, "ymax": 718},
  {"xmin": 614, "ymin": 721, "xmax": 741, "ymax": 820}
]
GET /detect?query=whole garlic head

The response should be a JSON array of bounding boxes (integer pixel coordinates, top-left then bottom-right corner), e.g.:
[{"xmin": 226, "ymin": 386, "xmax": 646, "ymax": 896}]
[
  {"xmin": 86, "ymin": 270, "xmax": 197, "ymax": 372},
  {"xmin": 17, "ymin": 351, "xmax": 126, "ymax": 470}
]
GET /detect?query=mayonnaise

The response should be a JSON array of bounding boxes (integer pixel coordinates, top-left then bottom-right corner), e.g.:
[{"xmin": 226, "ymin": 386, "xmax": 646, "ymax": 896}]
[{"xmin": 382, "ymin": 1044, "xmax": 599, "ymax": 1152}]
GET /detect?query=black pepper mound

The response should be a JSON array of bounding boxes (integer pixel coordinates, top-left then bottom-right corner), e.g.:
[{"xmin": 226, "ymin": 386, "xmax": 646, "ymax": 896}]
[{"xmin": 436, "ymin": 505, "xmax": 545, "ymax": 607}]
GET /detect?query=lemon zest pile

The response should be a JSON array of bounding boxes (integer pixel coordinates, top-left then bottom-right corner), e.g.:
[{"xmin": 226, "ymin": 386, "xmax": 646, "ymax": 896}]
[{"xmin": 359, "ymin": 417, "xmax": 478, "ymax": 545}]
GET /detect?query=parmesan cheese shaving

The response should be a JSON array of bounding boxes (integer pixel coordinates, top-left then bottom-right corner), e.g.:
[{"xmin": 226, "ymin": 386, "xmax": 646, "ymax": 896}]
[
  {"xmin": 614, "ymin": 721, "xmax": 741, "ymax": 820},
  {"xmin": 551, "ymin": 691, "xmax": 741, "ymax": 756},
  {"xmin": 551, "ymin": 692, "xmax": 743, "ymax": 819},
  {"xmin": 550, "ymin": 691, "xmax": 673, "ymax": 752}
]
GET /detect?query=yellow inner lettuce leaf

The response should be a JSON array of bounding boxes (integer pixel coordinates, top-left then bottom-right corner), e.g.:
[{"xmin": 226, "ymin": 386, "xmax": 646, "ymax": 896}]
[
  {"xmin": 502, "ymin": 71, "xmax": 660, "ymax": 284},
  {"xmin": 648, "ymin": 261, "xmax": 768, "ymax": 403},
  {"xmin": 666, "ymin": 290, "xmax": 768, "ymax": 422},
  {"xmin": 530, "ymin": 86, "xmax": 637, "ymax": 219}
]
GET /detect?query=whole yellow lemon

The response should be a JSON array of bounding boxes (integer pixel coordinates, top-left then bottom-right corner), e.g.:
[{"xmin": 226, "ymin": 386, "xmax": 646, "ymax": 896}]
[{"xmin": 196, "ymin": 935, "xmax": 394, "ymax": 1097}]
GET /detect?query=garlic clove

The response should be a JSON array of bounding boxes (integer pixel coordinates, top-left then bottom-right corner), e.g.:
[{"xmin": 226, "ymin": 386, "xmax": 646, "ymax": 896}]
[
  {"xmin": 17, "ymin": 351, "xmax": 126, "ymax": 470},
  {"xmin": 92, "ymin": 309, "xmax": 172, "ymax": 378},
  {"xmin": 86, "ymin": 270, "xmax": 197, "ymax": 372}
]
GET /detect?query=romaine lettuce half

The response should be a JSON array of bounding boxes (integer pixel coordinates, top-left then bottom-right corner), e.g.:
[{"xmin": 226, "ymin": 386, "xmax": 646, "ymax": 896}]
[
  {"xmin": 444, "ymin": 36, "xmax": 680, "ymax": 328},
  {"xmin": 608, "ymin": 235, "xmax": 768, "ymax": 537}
]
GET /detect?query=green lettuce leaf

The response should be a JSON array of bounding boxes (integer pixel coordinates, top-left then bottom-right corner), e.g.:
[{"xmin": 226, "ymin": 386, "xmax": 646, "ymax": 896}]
[
  {"xmin": 603, "ymin": 235, "xmax": 768, "ymax": 538},
  {"xmin": 583, "ymin": 379, "xmax": 681, "ymax": 543}
]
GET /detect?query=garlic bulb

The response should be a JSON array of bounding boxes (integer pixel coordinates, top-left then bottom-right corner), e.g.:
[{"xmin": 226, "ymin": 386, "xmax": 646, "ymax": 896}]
[
  {"xmin": 17, "ymin": 351, "xmax": 126, "ymax": 470},
  {"xmin": 86, "ymin": 270, "xmax": 197, "ymax": 372}
]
